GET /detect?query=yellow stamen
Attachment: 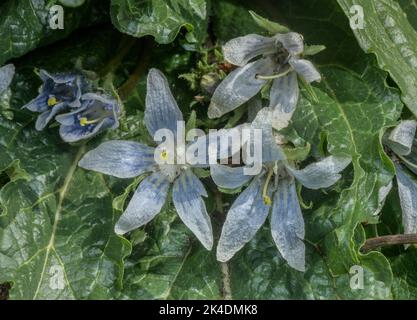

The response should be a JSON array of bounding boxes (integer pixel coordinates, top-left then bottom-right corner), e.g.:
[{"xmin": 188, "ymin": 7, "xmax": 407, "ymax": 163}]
[
  {"xmin": 262, "ymin": 168, "xmax": 274, "ymax": 206},
  {"xmin": 79, "ymin": 117, "xmax": 99, "ymax": 126},
  {"xmin": 47, "ymin": 96, "xmax": 58, "ymax": 106},
  {"xmin": 160, "ymin": 149, "xmax": 169, "ymax": 161},
  {"xmin": 256, "ymin": 67, "xmax": 293, "ymax": 80},
  {"xmin": 263, "ymin": 195, "xmax": 272, "ymax": 206}
]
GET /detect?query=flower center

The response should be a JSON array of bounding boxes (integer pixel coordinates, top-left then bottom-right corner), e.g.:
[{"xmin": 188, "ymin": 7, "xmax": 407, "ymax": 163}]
[
  {"xmin": 262, "ymin": 168, "xmax": 274, "ymax": 206},
  {"xmin": 78, "ymin": 103, "xmax": 114, "ymax": 127},
  {"xmin": 47, "ymin": 96, "xmax": 58, "ymax": 107},
  {"xmin": 79, "ymin": 117, "xmax": 100, "ymax": 126},
  {"xmin": 159, "ymin": 164, "xmax": 181, "ymax": 182},
  {"xmin": 160, "ymin": 149, "xmax": 169, "ymax": 161}
]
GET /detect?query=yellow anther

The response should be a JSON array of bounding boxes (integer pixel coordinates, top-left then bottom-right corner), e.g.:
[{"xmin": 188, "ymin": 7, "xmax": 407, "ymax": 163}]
[
  {"xmin": 47, "ymin": 96, "xmax": 58, "ymax": 106},
  {"xmin": 79, "ymin": 117, "xmax": 99, "ymax": 127},
  {"xmin": 263, "ymin": 195, "xmax": 272, "ymax": 206},
  {"xmin": 80, "ymin": 117, "xmax": 88, "ymax": 126},
  {"xmin": 262, "ymin": 168, "xmax": 274, "ymax": 206},
  {"xmin": 160, "ymin": 150, "xmax": 169, "ymax": 161}
]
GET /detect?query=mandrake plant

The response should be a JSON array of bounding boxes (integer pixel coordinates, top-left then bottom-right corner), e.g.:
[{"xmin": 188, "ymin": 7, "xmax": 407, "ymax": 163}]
[{"xmin": 1, "ymin": 0, "xmax": 417, "ymax": 301}]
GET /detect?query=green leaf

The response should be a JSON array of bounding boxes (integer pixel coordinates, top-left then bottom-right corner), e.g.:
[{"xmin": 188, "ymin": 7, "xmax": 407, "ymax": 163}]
[
  {"xmin": 110, "ymin": 0, "xmax": 209, "ymax": 45},
  {"xmin": 116, "ymin": 207, "xmax": 222, "ymax": 299},
  {"xmin": 304, "ymin": 45, "xmax": 326, "ymax": 56},
  {"xmin": 228, "ymin": 226, "xmax": 392, "ymax": 299},
  {"xmin": 0, "ymin": 0, "xmax": 108, "ymax": 65},
  {"xmin": 248, "ymin": 10, "xmax": 290, "ymax": 34},
  {"xmin": 0, "ymin": 27, "xmax": 133, "ymax": 300},
  {"xmin": 0, "ymin": 64, "xmax": 15, "ymax": 120},
  {"xmin": 213, "ymin": 0, "xmax": 403, "ymax": 298},
  {"xmin": 337, "ymin": 0, "xmax": 417, "ymax": 117},
  {"xmin": 377, "ymin": 188, "xmax": 417, "ymax": 299}
]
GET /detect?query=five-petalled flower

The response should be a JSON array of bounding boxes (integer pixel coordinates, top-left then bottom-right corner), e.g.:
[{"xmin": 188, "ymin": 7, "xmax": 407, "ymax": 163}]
[
  {"xmin": 78, "ymin": 69, "xmax": 214, "ymax": 250},
  {"xmin": 211, "ymin": 109, "xmax": 351, "ymax": 271},
  {"xmin": 208, "ymin": 32, "xmax": 321, "ymax": 130},
  {"xmin": 22, "ymin": 69, "xmax": 85, "ymax": 130},
  {"xmin": 56, "ymin": 93, "xmax": 121, "ymax": 143}
]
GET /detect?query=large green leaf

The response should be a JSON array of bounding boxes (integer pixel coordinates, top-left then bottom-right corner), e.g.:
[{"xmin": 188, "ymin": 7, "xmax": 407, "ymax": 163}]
[
  {"xmin": 377, "ymin": 188, "xmax": 417, "ymax": 299},
  {"xmin": 1, "ymin": 0, "xmax": 415, "ymax": 301},
  {"xmin": 117, "ymin": 206, "xmax": 223, "ymax": 299},
  {"xmin": 337, "ymin": 0, "xmax": 417, "ymax": 117},
  {"xmin": 0, "ymin": 0, "xmax": 108, "ymax": 66},
  {"xmin": 211, "ymin": 0, "xmax": 403, "ymax": 299},
  {"xmin": 0, "ymin": 27, "xmax": 133, "ymax": 300},
  {"xmin": 110, "ymin": 0, "xmax": 209, "ymax": 45},
  {"xmin": 118, "ymin": 0, "xmax": 405, "ymax": 299}
]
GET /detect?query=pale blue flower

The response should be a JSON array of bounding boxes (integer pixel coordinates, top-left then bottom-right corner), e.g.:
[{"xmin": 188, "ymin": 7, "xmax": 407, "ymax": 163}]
[
  {"xmin": 56, "ymin": 93, "xmax": 120, "ymax": 143},
  {"xmin": 208, "ymin": 32, "xmax": 321, "ymax": 130},
  {"xmin": 212, "ymin": 110, "xmax": 350, "ymax": 271},
  {"xmin": 22, "ymin": 69, "xmax": 85, "ymax": 130},
  {"xmin": 78, "ymin": 69, "xmax": 215, "ymax": 250}
]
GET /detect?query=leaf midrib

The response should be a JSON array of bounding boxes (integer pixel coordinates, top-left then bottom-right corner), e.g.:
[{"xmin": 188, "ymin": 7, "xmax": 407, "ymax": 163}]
[{"xmin": 32, "ymin": 145, "xmax": 86, "ymax": 300}]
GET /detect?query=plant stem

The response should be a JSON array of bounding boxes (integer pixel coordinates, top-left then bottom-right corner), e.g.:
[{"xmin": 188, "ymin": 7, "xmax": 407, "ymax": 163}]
[
  {"xmin": 361, "ymin": 234, "xmax": 417, "ymax": 253},
  {"xmin": 118, "ymin": 39, "xmax": 153, "ymax": 101},
  {"xmin": 99, "ymin": 36, "xmax": 137, "ymax": 77},
  {"xmin": 213, "ymin": 189, "xmax": 232, "ymax": 300}
]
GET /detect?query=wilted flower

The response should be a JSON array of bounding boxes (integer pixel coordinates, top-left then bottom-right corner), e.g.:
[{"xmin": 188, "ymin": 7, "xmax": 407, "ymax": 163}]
[
  {"xmin": 211, "ymin": 110, "xmax": 350, "ymax": 271},
  {"xmin": 78, "ymin": 69, "xmax": 215, "ymax": 250},
  {"xmin": 383, "ymin": 120, "xmax": 417, "ymax": 237},
  {"xmin": 56, "ymin": 93, "xmax": 120, "ymax": 143},
  {"xmin": 208, "ymin": 32, "xmax": 321, "ymax": 130},
  {"xmin": 22, "ymin": 69, "xmax": 85, "ymax": 130}
]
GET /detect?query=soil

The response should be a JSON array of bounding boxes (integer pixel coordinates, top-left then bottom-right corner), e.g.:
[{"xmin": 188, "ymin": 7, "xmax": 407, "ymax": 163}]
[{"xmin": 0, "ymin": 283, "xmax": 10, "ymax": 300}]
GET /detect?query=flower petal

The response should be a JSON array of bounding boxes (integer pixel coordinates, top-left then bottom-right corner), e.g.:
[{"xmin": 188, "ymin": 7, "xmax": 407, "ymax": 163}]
[
  {"xmin": 59, "ymin": 118, "xmax": 115, "ymax": 142},
  {"xmin": 173, "ymin": 170, "xmax": 213, "ymax": 250},
  {"xmin": 79, "ymin": 140, "xmax": 155, "ymax": 178},
  {"xmin": 223, "ymin": 34, "xmax": 277, "ymax": 66},
  {"xmin": 247, "ymin": 95, "xmax": 264, "ymax": 122},
  {"xmin": 145, "ymin": 68, "xmax": 183, "ymax": 136},
  {"xmin": 372, "ymin": 181, "xmax": 393, "ymax": 216},
  {"xmin": 395, "ymin": 164, "xmax": 417, "ymax": 235},
  {"xmin": 0, "ymin": 64, "xmax": 15, "ymax": 93},
  {"xmin": 385, "ymin": 120, "xmax": 417, "ymax": 156},
  {"xmin": 114, "ymin": 171, "xmax": 170, "ymax": 235},
  {"xmin": 22, "ymin": 94, "xmax": 49, "ymax": 112},
  {"xmin": 211, "ymin": 164, "xmax": 253, "ymax": 189},
  {"xmin": 216, "ymin": 176, "xmax": 270, "ymax": 262},
  {"xmin": 208, "ymin": 57, "xmax": 275, "ymax": 119},
  {"xmin": 187, "ymin": 124, "xmax": 249, "ymax": 167},
  {"xmin": 35, "ymin": 102, "xmax": 67, "ymax": 130},
  {"xmin": 289, "ymin": 58, "xmax": 321, "ymax": 83},
  {"xmin": 269, "ymin": 71, "xmax": 299, "ymax": 130},
  {"xmin": 275, "ymin": 32, "xmax": 304, "ymax": 56},
  {"xmin": 403, "ymin": 139, "xmax": 417, "ymax": 175},
  {"xmin": 58, "ymin": 93, "xmax": 120, "ymax": 142},
  {"xmin": 248, "ymin": 108, "xmax": 286, "ymax": 163},
  {"xmin": 271, "ymin": 178, "xmax": 305, "ymax": 272},
  {"xmin": 39, "ymin": 69, "xmax": 77, "ymax": 84},
  {"xmin": 55, "ymin": 103, "xmax": 89, "ymax": 126},
  {"xmin": 287, "ymin": 156, "xmax": 351, "ymax": 190}
]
